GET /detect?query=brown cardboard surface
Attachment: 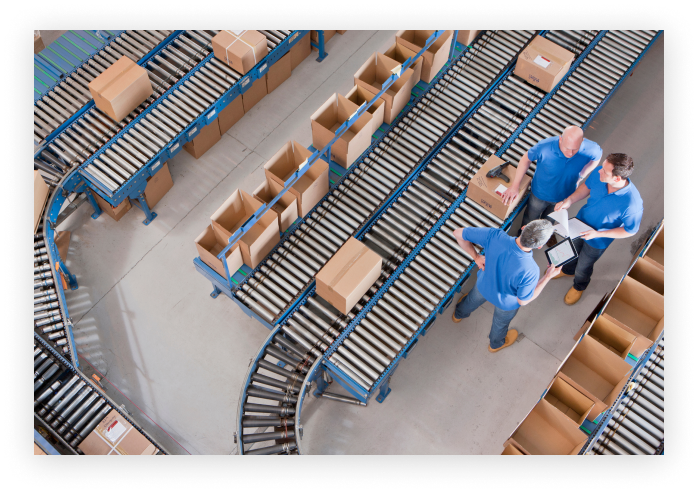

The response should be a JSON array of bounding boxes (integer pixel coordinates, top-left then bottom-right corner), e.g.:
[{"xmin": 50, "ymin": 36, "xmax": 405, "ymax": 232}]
[
  {"xmin": 337, "ymin": 30, "xmax": 347, "ymax": 35},
  {"xmin": 242, "ymin": 74, "xmax": 268, "ymax": 113},
  {"xmin": 143, "ymin": 162, "xmax": 173, "ymax": 209},
  {"xmin": 644, "ymin": 227, "xmax": 664, "ymax": 268},
  {"xmin": 316, "ymin": 238, "xmax": 382, "ymax": 315},
  {"xmin": 514, "ymin": 35, "xmax": 574, "ymax": 92},
  {"xmin": 544, "ymin": 375, "xmax": 594, "ymax": 426},
  {"xmin": 54, "ymin": 231, "xmax": 71, "ymax": 263},
  {"xmin": 589, "ymin": 314, "xmax": 636, "ymax": 358},
  {"xmin": 465, "ymin": 155, "xmax": 531, "ymax": 220},
  {"xmin": 310, "ymin": 93, "xmax": 372, "ymax": 168},
  {"xmin": 501, "ymin": 443, "xmax": 524, "ymax": 455},
  {"xmin": 457, "ymin": 30, "xmax": 481, "ymax": 45},
  {"xmin": 34, "ymin": 35, "xmax": 45, "ymax": 54},
  {"xmin": 502, "ymin": 438, "xmax": 531, "ymax": 455},
  {"xmin": 290, "ymin": 32, "xmax": 311, "ymax": 70},
  {"xmin": 383, "ymin": 42, "xmax": 423, "ymax": 90},
  {"xmin": 195, "ymin": 224, "xmax": 243, "ymax": 279},
  {"xmin": 253, "ymin": 178, "xmax": 299, "ymax": 233},
  {"xmin": 34, "ymin": 171, "xmax": 50, "ymax": 234},
  {"xmin": 212, "ymin": 30, "xmax": 268, "ymax": 75},
  {"xmin": 34, "ymin": 442, "xmax": 47, "ymax": 455},
  {"xmin": 311, "ymin": 30, "xmax": 336, "ymax": 48},
  {"xmin": 267, "ymin": 53, "xmax": 292, "ymax": 94},
  {"xmin": 79, "ymin": 409, "xmax": 156, "ymax": 455},
  {"xmin": 354, "ymin": 52, "xmax": 414, "ymax": 124},
  {"xmin": 628, "ymin": 256, "xmax": 664, "ymax": 295},
  {"xmin": 395, "ymin": 30, "xmax": 454, "ymax": 83},
  {"xmin": 511, "ymin": 399, "xmax": 588, "ymax": 455},
  {"xmin": 345, "ymin": 85, "xmax": 386, "ymax": 134},
  {"xmin": 264, "ymin": 141, "xmax": 328, "ymax": 217},
  {"xmin": 184, "ymin": 119, "xmax": 221, "ymax": 159},
  {"xmin": 218, "ymin": 96, "xmax": 244, "ymax": 134},
  {"xmin": 88, "ymin": 56, "xmax": 153, "ymax": 121},
  {"xmin": 604, "ymin": 276, "xmax": 664, "ymax": 342},
  {"xmin": 95, "ymin": 192, "xmax": 132, "ymax": 222}
]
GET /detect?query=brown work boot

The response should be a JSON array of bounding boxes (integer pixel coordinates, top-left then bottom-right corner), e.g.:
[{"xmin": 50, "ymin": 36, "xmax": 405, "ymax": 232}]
[
  {"xmin": 564, "ymin": 286, "xmax": 583, "ymax": 305},
  {"xmin": 452, "ymin": 294, "xmax": 467, "ymax": 323},
  {"xmin": 488, "ymin": 329, "xmax": 519, "ymax": 353},
  {"xmin": 552, "ymin": 271, "xmax": 573, "ymax": 280}
]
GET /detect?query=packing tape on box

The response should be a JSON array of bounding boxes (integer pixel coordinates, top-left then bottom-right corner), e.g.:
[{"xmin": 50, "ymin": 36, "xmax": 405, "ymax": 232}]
[
  {"xmin": 326, "ymin": 247, "xmax": 371, "ymax": 295},
  {"xmin": 224, "ymin": 30, "xmax": 258, "ymax": 66},
  {"xmin": 92, "ymin": 420, "xmax": 134, "ymax": 455}
]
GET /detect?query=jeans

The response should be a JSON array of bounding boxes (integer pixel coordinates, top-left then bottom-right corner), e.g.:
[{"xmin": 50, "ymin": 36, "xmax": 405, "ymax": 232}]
[
  {"xmin": 518, "ymin": 192, "xmax": 556, "ymax": 235},
  {"xmin": 454, "ymin": 283, "xmax": 519, "ymax": 349},
  {"xmin": 562, "ymin": 237, "xmax": 607, "ymax": 291}
]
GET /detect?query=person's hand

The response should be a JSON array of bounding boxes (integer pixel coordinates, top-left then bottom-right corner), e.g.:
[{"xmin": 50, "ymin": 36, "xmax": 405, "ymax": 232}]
[
  {"xmin": 545, "ymin": 263, "xmax": 563, "ymax": 279},
  {"xmin": 501, "ymin": 185, "xmax": 519, "ymax": 206},
  {"xmin": 580, "ymin": 230, "xmax": 599, "ymax": 240},
  {"xmin": 554, "ymin": 198, "xmax": 572, "ymax": 211},
  {"xmin": 475, "ymin": 254, "xmax": 486, "ymax": 271}
]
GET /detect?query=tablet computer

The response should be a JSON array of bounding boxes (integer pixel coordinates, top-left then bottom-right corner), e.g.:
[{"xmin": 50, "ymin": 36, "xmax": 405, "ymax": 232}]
[{"xmin": 545, "ymin": 237, "xmax": 578, "ymax": 267}]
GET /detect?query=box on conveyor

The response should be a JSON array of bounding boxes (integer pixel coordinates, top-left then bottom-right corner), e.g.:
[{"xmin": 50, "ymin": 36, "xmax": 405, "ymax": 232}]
[
  {"xmin": 195, "ymin": 224, "xmax": 243, "ymax": 279},
  {"xmin": 383, "ymin": 42, "xmax": 423, "ymax": 90},
  {"xmin": 78, "ymin": 409, "xmax": 158, "ymax": 455},
  {"xmin": 456, "ymin": 30, "xmax": 481, "ymax": 46},
  {"xmin": 514, "ymin": 35, "xmax": 574, "ymax": 92},
  {"xmin": 88, "ymin": 56, "xmax": 153, "ymax": 122},
  {"xmin": 345, "ymin": 85, "xmax": 385, "ymax": 134},
  {"xmin": 354, "ymin": 52, "xmax": 414, "ymax": 124},
  {"xmin": 253, "ymin": 177, "xmax": 299, "ymax": 233},
  {"xmin": 212, "ymin": 30, "xmax": 268, "ymax": 76},
  {"xmin": 34, "ymin": 171, "xmax": 50, "ymax": 234},
  {"xmin": 395, "ymin": 30, "xmax": 454, "ymax": 83},
  {"xmin": 465, "ymin": 155, "xmax": 531, "ymax": 220}
]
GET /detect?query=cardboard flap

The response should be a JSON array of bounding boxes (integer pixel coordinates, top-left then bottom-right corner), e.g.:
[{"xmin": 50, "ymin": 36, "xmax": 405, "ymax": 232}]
[
  {"xmin": 512, "ymin": 399, "xmax": 587, "ymax": 455},
  {"xmin": 545, "ymin": 376, "xmax": 595, "ymax": 425}
]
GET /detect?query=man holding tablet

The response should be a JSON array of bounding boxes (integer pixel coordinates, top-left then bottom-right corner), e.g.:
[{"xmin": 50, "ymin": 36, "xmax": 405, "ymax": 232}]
[{"xmin": 553, "ymin": 153, "xmax": 644, "ymax": 305}]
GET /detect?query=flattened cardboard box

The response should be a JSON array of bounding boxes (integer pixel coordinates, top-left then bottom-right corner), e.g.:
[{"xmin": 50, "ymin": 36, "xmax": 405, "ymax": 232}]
[
  {"xmin": 354, "ymin": 52, "xmax": 414, "ymax": 124},
  {"xmin": 88, "ymin": 56, "xmax": 153, "ymax": 122},
  {"xmin": 253, "ymin": 177, "xmax": 299, "ymax": 233},
  {"xmin": 212, "ymin": 30, "xmax": 268, "ymax": 76},
  {"xmin": 242, "ymin": 74, "xmax": 268, "ymax": 113},
  {"xmin": 195, "ymin": 224, "xmax": 243, "ymax": 279},
  {"xmin": 266, "ymin": 53, "xmax": 292, "ymax": 94},
  {"xmin": 465, "ymin": 155, "xmax": 531, "ymax": 220},
  {"xmin": 345, "ymin": 85, "xmax": 386, "ymax": 134},
  {"xmin": 143, "ymin": 161, "xmax": 173, "ymax": 209},
  {"xmin": 396, "ymin": 30, "xmax": 454, "ymax": 83},
  {"xmin": 184, "ymin": 119, "xmax": 221, "ymax": 159},
  {"xmin": 290, "ymin": 32, "xmax": 311, "ymax": 71},
  {"xmin": 34, "ymin": 171, "xmax": 50, "ymax": 234},
  {"xmin": 95, "ymin": 192, "xmax": 132, "ymax": 222},
  {"xmin": 79, "ymin": 409, "xmax": 157, "ymax": 455},
  {"xmin": 218, "ymin": 96, "xmax": 244, "ymax": 134},
  {"xmin": 316, "ymin": 237, "xmax": 382, "ymax": 315},
  {"xmin": 514, "ymin": 35, "xmax": 574, "ymax": 92}
]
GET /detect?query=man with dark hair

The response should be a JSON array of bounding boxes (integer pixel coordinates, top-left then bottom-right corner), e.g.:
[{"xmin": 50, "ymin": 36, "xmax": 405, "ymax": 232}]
[
  {"xmin": 553, "ymin": 153, "xmax": 644, "ymax": 305},
  {"xmin": 452, "ymin": 219, "xmax": 562, "ymax": 353}
]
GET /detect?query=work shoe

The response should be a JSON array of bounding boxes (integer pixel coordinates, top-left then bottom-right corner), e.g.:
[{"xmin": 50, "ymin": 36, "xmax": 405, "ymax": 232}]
[
  {"xmin": 488, "ymin": 329, "xmax": 519, "ymax": 353},
  {"xmin": 452, "ymin": 294, "xmax": 467, "ymax": 323},
  {"xmin": 564, "ymin": 287, "xmax": 583, "ymax": 305},
  {"xmin": 552, "ymin": 271, "xmax": 573, "ymax": 280}
]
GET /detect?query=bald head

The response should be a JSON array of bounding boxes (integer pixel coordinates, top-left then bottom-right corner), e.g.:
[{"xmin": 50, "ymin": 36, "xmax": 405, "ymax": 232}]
[{"xmin": 559, "ymin": 126, "xmax": 584, "ymax": 158}]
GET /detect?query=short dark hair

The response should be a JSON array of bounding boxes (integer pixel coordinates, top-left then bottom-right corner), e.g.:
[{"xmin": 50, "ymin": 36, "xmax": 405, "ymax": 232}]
[{"xmin": 606, "ymin": 153, "xmax": 634, "ymax": 179}]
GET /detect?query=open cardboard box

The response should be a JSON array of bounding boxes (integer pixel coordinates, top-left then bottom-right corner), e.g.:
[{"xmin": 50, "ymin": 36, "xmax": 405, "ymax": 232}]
[
  {"xmin": 574, "ymin": 315, "xmax": 636, "ymax": 359},
  {"xmin": 195, "ymin": 224, "xmax": 243, "ymax": 279},
  {"xmin": 643, "ymin": 227, "xmax": 664, "ymax": 270},
  {"xmin": 508, "ymin": 399, "xmax": 588, "ymax": 455},
  {"xmin": 501, "ymin": 442, "xmax": 527, "ymax": 455},
  {"xmin": 253, "ymin": 177, "xmax": 299, "ymax": 233},
  {"xmin": 395, "ymin": 30, "xmax": 454, "ymax": 83},
  {"xmin": 354, "ymin": 52, "xmax": 414, "ymax": 124},
  {"xmin": 628, "ymin": 256, "xmax": 664, "ymax": 295},
  {"xmin": 310, "ymin": 93, "xmax": 373, "ymax": 168},
  {"xmin": 603, "ymin": 276, "xmax": 664, "ymax": 355},
  {"xmin": 34, "ymin": 171, "xmax": 50, "ymax": 234},
  {"xmin": 457, "ymin": 30, "xmax": 482, "ymax": 46},
  {"xmin": 345, "ymin": 85, "xmax": 385, "ymax": 134},
  {"xmin": 558, "ymin": 335, "xmax": 632, "ymax": 420},
  {"xmin": 544, "ymin": 375, "xmax": 595, "ymax": 426},
  {"xmin": 383, "ymin": 42, "xmax": 423, "ymax": 90},
  {"xmin": 465, "ymin": 155, "xmax": 531, "ymax": 220},
  {"xmin": 264, "ymin": 141, "xmax": 329, "ymax": 217}
]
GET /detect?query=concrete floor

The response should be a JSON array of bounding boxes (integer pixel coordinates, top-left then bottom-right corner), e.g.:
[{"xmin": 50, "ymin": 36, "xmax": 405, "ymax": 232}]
[{"xmin": 59, "ymin": 31, "xmax": 663, "ymax": 455}]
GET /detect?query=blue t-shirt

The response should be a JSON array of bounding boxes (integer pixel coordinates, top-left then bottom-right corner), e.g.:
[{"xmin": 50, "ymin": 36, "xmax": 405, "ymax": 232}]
[
  {"xmin": 528, "ymin": 136, "xmax": 603, "ymax": 203},
  {"xmin": 462, "ymin": 227, "xmax": 539, "ymax": 311},
  {"xmin": 576, "ymin": 170, "xmax": 644, "ymax": 250}
]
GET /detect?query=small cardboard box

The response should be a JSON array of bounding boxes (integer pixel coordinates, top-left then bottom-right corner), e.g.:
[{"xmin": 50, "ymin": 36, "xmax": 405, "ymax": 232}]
[
  {"xmin": 643, "ymin": 227, "xmax": 664, "ymax": 270},
  {"xmin": 514, "ymin": 35, "xmax": 574, "ymax": 92},
  {"xmin": 544, "ymin": 375, "xmax": 595, "ymax": 426},
  {"xmin": 558, "ymin": 335, "xmax": 632, "ymax": 420},
  {"xmin": 210, "ymin": 189, "xmax": 279, "ymax": 268},
  {"xmin": 628, "ymin": 256, "xmax": 664, "ymax": 295},
  {"xmin": 95, "ymin": 192, "xmax": 132, "ymax": 222},
  {"xmin": 267, "ymin": 53, "xmax": 292, "ymax": 94},
  {"xmin": 212, "ymin": 30, "xmax": 268, "ymax": 75},
  {"xmin": 354, "ymin": 52, "xmax": 415, "ymax": 124},
  {"xmin": 88, "ymin": 56, "xmax": 153, "ymax": 122},
  {"xmin": 603, "ymin": 276, "xmax": 664, "ymax": 355},
  {"xmin": 34, "ymin": 34, "xmax": 45, "ymax": 54},
  {"xmin": 195, "ymin": 224, "xmax": 243, "ymax": 279},
  {"xmin": 311, "ymin": 30, "xmax": 336, "ymax": 49},
  {"xmin": 290, "ymin": 32, "xmax": 311, "ymax": 70},
  {"xmin": 345, "ymin": 85, "xmax": 385, "ymax": 134},
  {"xmin": 577, "ymin": 315, "xmax": 636, "ymax": 359},
  {"xmin": 465, "ymin": 155, "xmax": 532, "ymax": 220},
  {"xmin": 337, "ymin": 30, "xmax": 347, "ymax": 35},
  {"xmin": 315, "ymin": 237, "xmax": 382, "ymax": 315},
  {"xmin": 383, "ymin": 42, "xmax": 423, "ymax": 90},
  {"xmin": 310, "ymin": 93, "xmax": 373, "ymax": 168},
  {"xmin": 184, "ymin": 119, "xmax": 221, "ymax": 159},
  {"xmin": 253, "ymin": 178, "xmax": 299, "ymax": 233},
  {"xmin": 34, "ymin": 171, "xmax": 50, "ymax": 234},
  {"xmin": 78, "ymin": 409, "xmax": 157, "ymax": 455},
  {"xmin": 396, "ymin": 30, "xmax": 454, "ymax": 83},
  {"xmin": 218, "ymin": 96, "xmax": 244, "ymax": 134},
  {"xmin": 264, "ymin": 141, "xmax": 329, "ymax": 217},
  {"xmin": 509, "ymin": 399, "xmax": 588, "ymax": 455},
  {"xmin": 456, "ymin": 30, "xmax": 481, "ymax": 46},
  {"xmin": 143, "ymin": 162, "xmax": 173, "ymax": 209},
  {"xmin": 242, "ymin": 74, "xmax": 268, "ymax": 113}
]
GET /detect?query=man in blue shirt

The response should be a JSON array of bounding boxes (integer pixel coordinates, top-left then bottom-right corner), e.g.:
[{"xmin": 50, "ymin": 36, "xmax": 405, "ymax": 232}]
[
  {"xmin": 553, "ymin": 153, "xmax": 644, "ymax": 305},
  {"xmin": 452, "ymin": 220, "xmax": 562, "ymax": 352},
  {"xmin": 502, "ymin": 126, "xmax": 602, "ymax": 245}
]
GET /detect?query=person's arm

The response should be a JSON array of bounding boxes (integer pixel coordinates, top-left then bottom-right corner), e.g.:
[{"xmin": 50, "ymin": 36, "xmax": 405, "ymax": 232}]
[
  {"xmin": 576, "ymin": 159, "xmax": 600, "ymax": 187},
  {"xmin": 579, "ymin": 227, "xmax": 635, "ymax": 241},
  {"xmin": 501, "ymin": 152, "xmax": 533, "ymax": 205},
  {"xmin": 517, "ymin": 264, "xmax": 562, "ymax": 306},
  {"xmin": 453, "ymin": 228, "xmax": 486, "ymax": 270},
  {"xmin": 555, "ymin": 182, "xmax": 591, "ymax": 211}
]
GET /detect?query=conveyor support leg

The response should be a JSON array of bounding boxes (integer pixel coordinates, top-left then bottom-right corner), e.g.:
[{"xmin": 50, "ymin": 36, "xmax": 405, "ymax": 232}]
[
  {"xmin": 210, "ymin": 285, "xmax": 221, "ymax": 299},
  {"xmin": 85, "ymin": 190, "xmax": 102, "ymax": 219},
  {"xmin": 312, "ymin": 30, "xmax": 328, "ymax": 62},
  {"xmin": 376, "ymin": 373, "xmax": 393, "ymax": 403},
  {"xmin": 133, "ymin": 194, "xmax": 158, "ymax": 225}
]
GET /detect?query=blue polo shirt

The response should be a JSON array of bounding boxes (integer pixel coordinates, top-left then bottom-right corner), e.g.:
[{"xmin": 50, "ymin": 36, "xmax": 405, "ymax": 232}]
[
  {"xmin": 528, "ymin": 136, "xmax": 603, "ymax": 203},
  {"xmin": 462, "ymin": 227, "xmax": 539, "ymax": 311},
  {"xmin": 576, "ymin": 170, "xmax": 644, "ymax": 250}
]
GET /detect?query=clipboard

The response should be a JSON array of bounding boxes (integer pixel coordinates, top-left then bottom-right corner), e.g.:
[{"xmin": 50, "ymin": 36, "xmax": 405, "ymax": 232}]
[
  {"xmin": 547, "ymin": 210, "xmax": 594, "ymax": 239},
  {"xmin": 545, "ymin": 237, "xmax": 578, "ymax": 267}
]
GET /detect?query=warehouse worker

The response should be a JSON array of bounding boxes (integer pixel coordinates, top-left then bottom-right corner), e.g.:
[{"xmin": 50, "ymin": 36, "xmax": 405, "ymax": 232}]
[
  {"xmin": 553, "ymin": 153, "xmax": 644, "ymax": 305},
  {"xmin": 502, "ymin": 125, "xmax": 602, "ymax": 245},
  {"xmin": 451, "ymin": 220, "xmax": 562, "ymax": 353}
]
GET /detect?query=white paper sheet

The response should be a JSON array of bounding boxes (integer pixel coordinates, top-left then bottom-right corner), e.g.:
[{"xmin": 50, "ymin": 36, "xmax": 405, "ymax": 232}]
[{"xmin": 547, "ymin": 210, "xmax": 594, "ymax": 239}]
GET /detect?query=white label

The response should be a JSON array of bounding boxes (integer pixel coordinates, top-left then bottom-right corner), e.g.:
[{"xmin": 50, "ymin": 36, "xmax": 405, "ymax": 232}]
[
  {"xmin": 170, "ymin": 143, "xmax": 179, "ymax": 151},
  {"xmin": 241, "ymin": 77, "xmax": 250, "ymax": 87},
  {"xmin": 259, "ymin": 63, "xmax": 267, "ymax": 72},
  {"xmin": 208, "ymin": 110, "xmax": 216, "ymax": 120},
  {"xmin": 152, "ymin": 161, "xmax": 161, "ymax": 170},
  {"xmin": 534, "ymin": 55, "xmax": 551, "ymax": 69},
  {"xmin": 104, "ymin": 420, "xmax": 126, "ymax": 443},
  {"xmin": 188, "ymin": 128, "xmax": 197, "ymax": 137},
  {"xmin": 494, "ymin": 184, "xmax": 508, "ymax": 197}
]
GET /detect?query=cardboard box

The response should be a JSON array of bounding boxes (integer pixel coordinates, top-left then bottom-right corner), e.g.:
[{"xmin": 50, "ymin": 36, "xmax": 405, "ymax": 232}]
[
  {"xmin": 88, "ymin": 56, "xmax": 153, "ymax": 122},
  {"xmin": 290, "ymin": 32, "xmax": 311, "ymax": 71},
  {"xmin": 267, "ymin": 53, "xmax": 292, "ymax": 94},
  {"xmin": 514, "ymin": 35, "xmax": 574, "ymax": 92},
  {"xmin": 34, "ymin": 443, "xmax": 47, "ymax": 455},
  {"xmin": 253, "ymin": 178, "xmax": 299, "ymax": 233},
  {"xmin": 501, "ymin": 442, "xmax": 526, "ymax": 455},
  {"xmin": 579, "ymin": 315, "xmax": 636, "ymax": 359},
  {"xmin": 34, "ymin": 34, "xmax": 45, "ymax": 54},
  {"xmin": 456, "ymin": 30, "xmax": 481, "ymax": 46},
  {"xmin": 643, "ymin": 227, "xmax": 664, "ymax": 270},
  {"xmin": 628, "ymin": 256, "xmax": 664, "ymax": 295},
  {"xmin": 465, "ymin": 155, "xmax": 532, "ymax": 220},
  {"xmin": 210, "ymin": 189, "xmax": 279, "ymax": 268},
  {"xmin": 143, "ymin": 162, "xmax": 173, "ymax": 209},
  {"xmin": 212, "ymin": 30, "xmax": 268, "ymax": 76},
  {"xmin": 544, "ymin": 375, "xmax": 595, "ymax": 426},
  {"xmin": 315, "ymin": 237, "xmax": 382, "ymax": 315},
  {"xmin": 78, "ymin": 409, "xmax": 157, "ymax": 455},
  {"xmin": 310, "ymin": 93, "xmax": 373, "ymax": 168},
  {"xmin": 242, "ymin": 74, "xmax": 268, "ymax": 113},
  {"xmin": 509, "ymin": 399, "xmax": 588, "ymax": 455},
  {"xmin": 264, "ymin": 141, "xmax": 329, "ymax": 217},
  {"xmin": 54, "ymin": 231, "xmax": 71, "ymax": 263},
  {"xmin": 34, "ymin": 171, "xmax": 50, "ymax": 234},
  {"xmin": 345, "ymin": 85, "xmax": 386, "ymax": 134},
  {"xmin": 559, "ymin": 335, "xmax": 632, "ymax": 420},
  {"xmin": 603, "ymin": 276, "xmax": 664, "ymax": 355},
  {"xmin": 94, "ymin": 192, "xmax": 132, "ymax": 222},
  {"xmin": 383, "ymin": 42, "xmax": 424, "ymax": 90},
  {"xmin": 218, "ymin": 96, "xmax": 244, "ymax": 135},
  {"xmin": 337, "ymin": 30, "xmax": 347, "ymax": 35},
  {"xmin": 195, "ymin": 224, "xmax": 243, "ymax": 279},
  {"xmin": 311, "ymin": 30, "xmax": 336, "ymax": 49},
  {"xmin": 354, "ymin": 52, "xmax": 415, "ymax": 124},
  {"xmin": 396, "ymin": 30, "xmax": 454, "ymax": 83},
  {"xmin": 184, "ymin": 119, "xmax": 221, "ymax": 159}
]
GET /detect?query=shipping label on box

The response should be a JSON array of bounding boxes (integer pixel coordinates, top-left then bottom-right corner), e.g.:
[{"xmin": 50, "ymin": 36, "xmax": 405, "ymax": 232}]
[
  {"xmin": 514, "ymin": 35, "xmax": 574, "ymax": 92},
  {"xmin": 465, "ymin": 155, "xmax": 531, "ymax": 220}
]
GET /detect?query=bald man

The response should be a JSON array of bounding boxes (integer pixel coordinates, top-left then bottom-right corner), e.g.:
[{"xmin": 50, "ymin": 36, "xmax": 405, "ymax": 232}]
[{"xmin": 502, "ymin": 126, "xmax": 602, "ymax": 241}]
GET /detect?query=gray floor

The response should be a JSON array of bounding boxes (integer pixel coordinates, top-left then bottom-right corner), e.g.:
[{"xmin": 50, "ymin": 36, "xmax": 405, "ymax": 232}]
[{"xmin": 59, "ymin": 31, "xmax": 663, "ymax": 455}]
